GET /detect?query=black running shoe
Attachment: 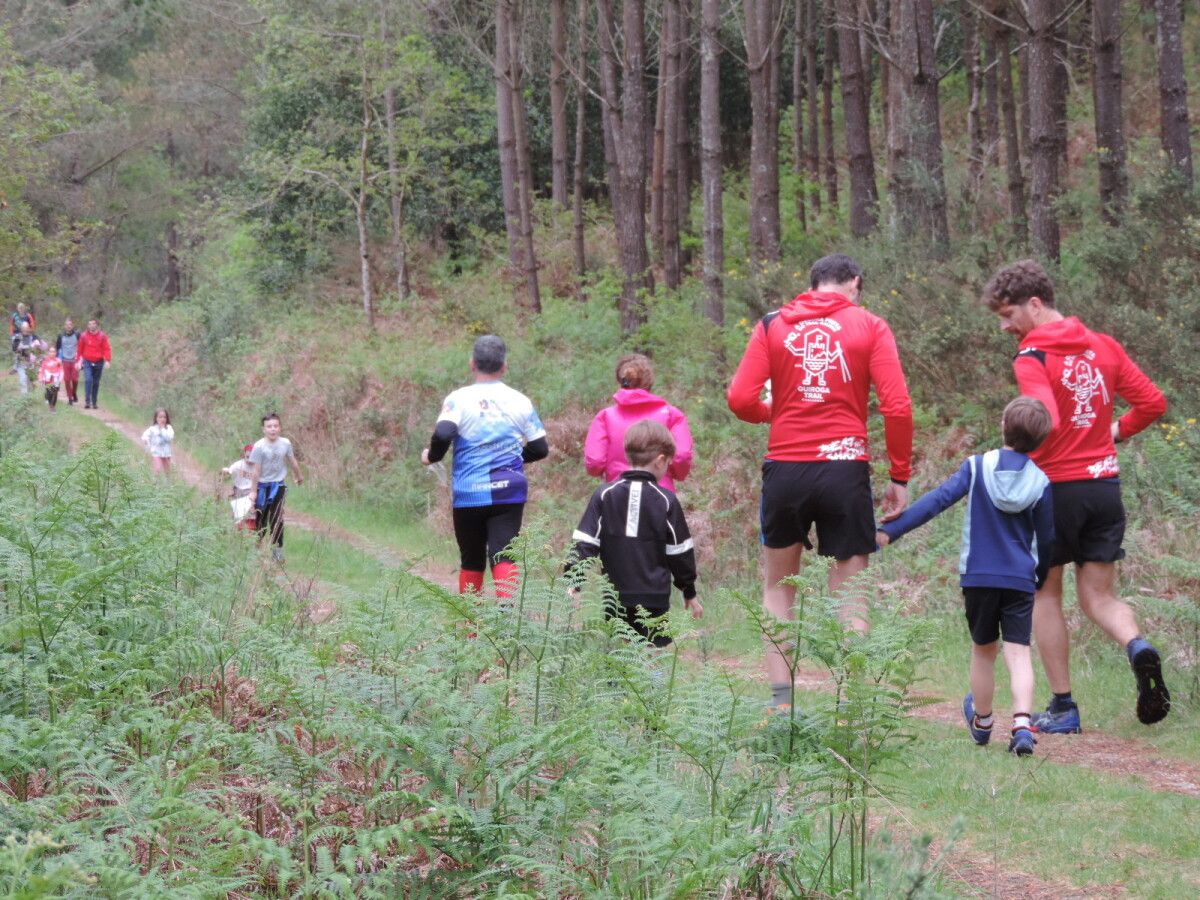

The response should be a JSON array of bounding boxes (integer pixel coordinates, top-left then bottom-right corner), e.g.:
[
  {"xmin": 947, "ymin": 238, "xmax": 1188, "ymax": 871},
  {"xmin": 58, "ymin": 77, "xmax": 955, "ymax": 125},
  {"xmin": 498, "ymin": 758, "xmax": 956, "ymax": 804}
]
[{"xmin": 1128, "ymin": 638, "xmax": 1170, "ymax": 725}]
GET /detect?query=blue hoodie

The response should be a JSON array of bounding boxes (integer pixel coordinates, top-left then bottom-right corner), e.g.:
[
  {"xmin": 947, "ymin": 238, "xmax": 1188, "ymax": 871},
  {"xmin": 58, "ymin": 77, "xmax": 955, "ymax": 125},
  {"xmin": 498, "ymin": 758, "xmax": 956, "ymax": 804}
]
[{"xmin": 879, "ymin": 448, "xmax": 1054, "ymax": 594}]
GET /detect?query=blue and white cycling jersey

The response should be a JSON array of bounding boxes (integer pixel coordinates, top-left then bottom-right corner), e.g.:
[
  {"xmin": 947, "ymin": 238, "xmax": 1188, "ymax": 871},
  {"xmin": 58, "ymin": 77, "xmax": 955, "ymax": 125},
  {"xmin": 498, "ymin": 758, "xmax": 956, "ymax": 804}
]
[{"xmin": 437, "ymin": 382, "xmax": 546, "ymax": 508}]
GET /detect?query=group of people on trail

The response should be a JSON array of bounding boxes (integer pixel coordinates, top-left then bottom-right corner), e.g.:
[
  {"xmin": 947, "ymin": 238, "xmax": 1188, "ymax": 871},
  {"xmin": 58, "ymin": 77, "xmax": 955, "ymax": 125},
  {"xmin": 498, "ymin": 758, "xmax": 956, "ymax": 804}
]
[
  {"xmin": 7, "ymin": 311, "xmax": 111, "ymax": 410},
  {"xmin": 421, "ymin": 253, "xmax": 1171, "ymax": 759}
]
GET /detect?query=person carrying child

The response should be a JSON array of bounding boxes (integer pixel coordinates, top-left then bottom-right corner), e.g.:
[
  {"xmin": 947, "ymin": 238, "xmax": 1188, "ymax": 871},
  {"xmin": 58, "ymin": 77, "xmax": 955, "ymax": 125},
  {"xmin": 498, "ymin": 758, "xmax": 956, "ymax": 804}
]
[
  {"xmin": 222, "ymin": 444, "xmax": 257, "ymax": 530},
  {"xmin": 38, "ymin": 346, "xmax": 64, "ymax": 410},
  {"xmin": 11, "ymin": 322, "xmax": 42, "ymax": 395},
  {"xmin": 876, "ymin": 397, "xmax": 1054, "ymax": 756},
  {"xmin": 141, "ymin": 408, "xmax": 174, "ymax": 475},
  {"xmin": 568, "ymin": 420, "xmax": 703, "ymax": 647}
]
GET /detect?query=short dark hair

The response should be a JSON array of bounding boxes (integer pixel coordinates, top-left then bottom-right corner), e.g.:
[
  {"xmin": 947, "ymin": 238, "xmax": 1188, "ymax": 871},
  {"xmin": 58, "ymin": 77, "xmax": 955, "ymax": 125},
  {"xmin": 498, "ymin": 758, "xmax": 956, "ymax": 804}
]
[
  {"xmin": 262, "ymin": 412, "xmax": 280, "ymax": 425},
  {"xmin": 1002, "ymin": 397, "xmax": 1053, "ymax": 453},
  {"xmin": 982, "ymin": 259, "xmax": 1056, "ymax": 311},
  {"xmin": 473, "ymin": 334, "xmax": 506, "ymax": 374},
  {"xmin": 810, "ymin": 254, "xmax": 863, "ymax": 290},
  {"xmin": 625, "ymin": 420, "xmax": 675, "ymax": 467}
]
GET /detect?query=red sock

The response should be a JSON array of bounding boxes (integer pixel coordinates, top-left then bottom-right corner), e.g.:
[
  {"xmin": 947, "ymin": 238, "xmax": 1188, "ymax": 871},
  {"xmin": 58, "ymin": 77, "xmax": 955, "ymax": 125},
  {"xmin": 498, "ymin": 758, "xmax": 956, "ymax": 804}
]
[
  {"xmin": 458, "ymin": 570, "xmax": 485, "ymax": 594},
  {"xmin": 492, "ymin": 561, "xmax": 519, "ymax": 600}
]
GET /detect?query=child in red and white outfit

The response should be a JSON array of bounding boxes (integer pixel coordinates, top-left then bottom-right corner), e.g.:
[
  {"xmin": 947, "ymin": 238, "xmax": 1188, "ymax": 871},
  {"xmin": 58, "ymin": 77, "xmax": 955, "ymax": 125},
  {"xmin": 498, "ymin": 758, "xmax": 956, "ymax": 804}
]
[{"xmin": 38, "ymin": 347, "xmax": 64, "ymax": 410}]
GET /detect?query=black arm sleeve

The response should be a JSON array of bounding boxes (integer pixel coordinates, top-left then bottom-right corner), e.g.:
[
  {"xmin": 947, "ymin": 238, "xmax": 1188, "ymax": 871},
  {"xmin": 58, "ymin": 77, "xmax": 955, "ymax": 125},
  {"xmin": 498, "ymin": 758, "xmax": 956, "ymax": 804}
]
[
  {"xmin": 664, "ymin": 499, "xmax": 698, "ymax": 600},
  {"xmin": 55, "ymin": 334, "xmax": 62, "ymax": 353},
  {"xmin": 564, "ymin": 492, "xmax": 602, "ymax": 579},
  {"xmin": 427, "ymin": 420, "xmax": 458, "ymax": 463},
  {"xmin": 522, "ymin": 436, "xmax": 549, "ymax": 464}
]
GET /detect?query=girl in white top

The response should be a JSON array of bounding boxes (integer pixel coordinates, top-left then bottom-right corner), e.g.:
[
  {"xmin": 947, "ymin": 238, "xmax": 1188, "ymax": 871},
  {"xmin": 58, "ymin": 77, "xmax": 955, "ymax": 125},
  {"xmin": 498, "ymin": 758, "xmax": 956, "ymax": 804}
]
[{"xmin": 141, "ymin": 408, "xmax": 174, "ymax": 474}]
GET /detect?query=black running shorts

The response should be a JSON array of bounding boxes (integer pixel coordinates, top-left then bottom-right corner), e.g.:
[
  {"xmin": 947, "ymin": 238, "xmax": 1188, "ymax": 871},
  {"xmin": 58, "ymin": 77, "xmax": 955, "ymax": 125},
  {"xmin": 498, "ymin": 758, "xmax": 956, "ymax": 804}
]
[
  {"xmin": 759, "ymin": 460, "xmax": 875, "ymax": 559},
  {"xmin": 606, "ymin": 599, "xmax": 672, "ymax": 648},
  {"xmin": 962, "ymin": 587, "xmax": 1034, "ymax": 646},
  {"xmin": 1048, "ymin": 480, "xmax": 1126, "ymax": 567},
  {"xmin": 452, "ymin": 503, "xmax": 525, "ymax": 571}
]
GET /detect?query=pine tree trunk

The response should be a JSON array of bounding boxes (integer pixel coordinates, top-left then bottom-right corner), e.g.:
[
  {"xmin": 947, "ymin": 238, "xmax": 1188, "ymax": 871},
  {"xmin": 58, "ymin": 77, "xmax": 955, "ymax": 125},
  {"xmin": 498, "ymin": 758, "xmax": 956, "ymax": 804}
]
[
  {"xmin": 380, "ymin": 3, "xmax": 410, "ymax": 301},
  {"xmin": 1092, "ymin": 0, "xmax": 1127, "ymax": 224},
  {"xmin": 495, "ymin": 1, "xmax": 522, "ymax": 267},
  {"xmin": 550, "ymin": 0, "xmax": 569, "ymax": 207},
  {"xmin": 822, "ymin": 4, "xmax": 838, "ymax": 212},
  {"xmin": 743, "ymin": 0, "xmax": 782, "ymax": 263},
  {"xmin": 806, "ymin": 0, "xmax": 822, "ymax": 213},
  {"xmin": 573, "ymin": 0, "xmax": 588, "ymax": 293},
  {"xmin": 983, "ymin": 25, "xmax": 1001, "ymax": 166},
  {"xmin": 836, "ymin": 0, "xmax": 877, "ymax": 235},
  {"xmin": 506, "ymin": 0, "xmax": 542, "ymax": 312},
  {"xmin": 164, "ymin": 133, "xmax": 181, "ymax": 301},
  {"xmin": 993, "ymin": 13, "xmax": 1028, "ymax": 244},
  {"xmin": 651, "ymin": 15, "xmax": 669, "ymax": 259},
  {"xmin": 700, "ymin": 0, "xmax": 724, "ymax": 324},
  {"xmin": 597, "ymin": 7, "xmax": 625, "ymax": 226},
  {"xmin": 1053, "ymin": 15, "xmax": 1069, "ymax": 174},
  {"xmin": 793, "ymin": 0, "xmax": 807, "ymax": 230},
  {"xmin": 1028, "ymin": 0, "xmax": 1063, "ymax": 261},
  {"xmin": 1155, "ymin": 0, "xmax": 1194, "ymax": 187},
  {"xmin": 357, "ymin": 52, "xmax": 374, "ymax": 329},
  {"xmin": 676, "ymin": 0, "xmax": 694, "ymax": 247},
  {"xmin": 1018, "ymin": 41, "xmax": 1031, "ymax": 164},
  {"xmin": 962, "ymin": 6, "xmax": 985, "ymax": 192},
  {"xmin": 662, "ymin": 0, "xmax": 682, "ymax": 288}
]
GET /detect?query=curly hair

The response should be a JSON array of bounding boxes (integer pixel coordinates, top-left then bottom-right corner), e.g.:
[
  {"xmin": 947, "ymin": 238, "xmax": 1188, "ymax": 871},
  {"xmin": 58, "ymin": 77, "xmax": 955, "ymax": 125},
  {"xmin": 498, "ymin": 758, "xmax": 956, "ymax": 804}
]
[
  {"xmin": 615, "ymin": 353, "xmax": 654, "ymax": 390},
  {"xmin": 981, "ymin": 259, "xmax": 1056, "ymax": 310}
]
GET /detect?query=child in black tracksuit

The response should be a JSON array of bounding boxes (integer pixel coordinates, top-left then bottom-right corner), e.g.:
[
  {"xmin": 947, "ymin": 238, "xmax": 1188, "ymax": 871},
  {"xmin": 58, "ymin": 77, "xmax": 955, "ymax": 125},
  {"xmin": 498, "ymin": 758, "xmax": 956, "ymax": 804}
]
[{"xmin": 569, "ymin": 420, "xmax": 703, "ymax": 646}]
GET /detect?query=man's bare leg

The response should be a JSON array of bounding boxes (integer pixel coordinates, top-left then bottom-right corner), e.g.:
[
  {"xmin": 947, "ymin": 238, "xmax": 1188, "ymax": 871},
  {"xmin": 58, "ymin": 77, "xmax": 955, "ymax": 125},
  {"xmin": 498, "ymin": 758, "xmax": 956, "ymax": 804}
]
[
  {"xmin": 1075, "ymin": 561, "xmax": 1138, "ymax": 645},
  {"xmin": 1032, "ymin": 566, "xmax": 1070, "ymax": 694},
  {"xmin": 830, "ymin": 554, "xmax": 870, "ymax": 632},
  {"xmin": 762, "ymin": 544, "xmax": 803, "ymax": 690}
]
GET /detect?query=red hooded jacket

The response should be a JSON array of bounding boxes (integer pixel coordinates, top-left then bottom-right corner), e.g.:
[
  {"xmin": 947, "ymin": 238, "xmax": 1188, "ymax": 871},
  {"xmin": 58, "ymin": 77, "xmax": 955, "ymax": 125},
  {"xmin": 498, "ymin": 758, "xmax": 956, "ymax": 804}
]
[
  {"xmin": 1013, "ymin": 317, "xmax": 1166, "ymax": 482},
  {"xmin": 77, "ymin": 329, "xmax": 112, "ymax": 364},
  {"xmin": 727, "ymin": 291, "xmax": 914, "ymax": 481}
]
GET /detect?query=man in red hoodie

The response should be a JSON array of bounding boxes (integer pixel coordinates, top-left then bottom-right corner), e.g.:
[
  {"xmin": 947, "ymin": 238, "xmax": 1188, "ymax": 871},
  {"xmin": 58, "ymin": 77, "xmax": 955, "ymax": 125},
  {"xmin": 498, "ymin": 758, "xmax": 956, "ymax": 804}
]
[
  {"xmin": 77, "ymin": 318, "xmax": 112, "ymax": 410},
  {"xmin": 984, "ymin": 259, "xmax": 1169, "ymax": 731},
  {"xmin": 728, "ymin": 254, "xmax": 913, "ymax": 714}
]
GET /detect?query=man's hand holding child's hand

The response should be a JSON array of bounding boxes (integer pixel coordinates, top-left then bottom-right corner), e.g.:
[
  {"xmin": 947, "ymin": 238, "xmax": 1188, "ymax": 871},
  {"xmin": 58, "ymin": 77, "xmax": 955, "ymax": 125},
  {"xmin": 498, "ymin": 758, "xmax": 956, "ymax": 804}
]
[{"xmin": 875, "ymin": 531, "xmax": 891, "ymax": 547}]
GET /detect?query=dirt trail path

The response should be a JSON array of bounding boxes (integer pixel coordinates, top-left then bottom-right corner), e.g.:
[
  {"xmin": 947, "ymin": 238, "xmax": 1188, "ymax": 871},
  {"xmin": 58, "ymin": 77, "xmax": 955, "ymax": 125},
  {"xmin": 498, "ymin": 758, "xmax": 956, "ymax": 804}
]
[{"xmin": 79, "ymin": 405, "xmax": 456, "ymax": 589}]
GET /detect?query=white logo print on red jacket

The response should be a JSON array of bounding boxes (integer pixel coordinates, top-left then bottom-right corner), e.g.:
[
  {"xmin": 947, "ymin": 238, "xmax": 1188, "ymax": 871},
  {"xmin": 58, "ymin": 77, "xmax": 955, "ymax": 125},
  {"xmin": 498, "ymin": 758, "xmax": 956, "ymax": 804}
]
[
  {"xmin": 784, "ymin": 320, "xmax": 851, "ymax": 402},
  {"xmin": 1060, "ymin": 351, "xmax": 1110, "ymax": 429}
]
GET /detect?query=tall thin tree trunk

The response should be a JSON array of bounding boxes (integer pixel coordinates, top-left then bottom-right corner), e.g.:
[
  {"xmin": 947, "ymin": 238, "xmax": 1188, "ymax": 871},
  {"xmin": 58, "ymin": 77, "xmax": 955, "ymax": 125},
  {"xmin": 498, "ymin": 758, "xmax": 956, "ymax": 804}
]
[
  {"xmin": 993, "ymin": 10, "xmax": 1027, "ymax": 243},
  {"xmin": 1018, "ymin": 41, "xmax": 1031, "ymax": 165},
  {"xmin": 506, "ymin": 0, "xmax": 542, "ymax": 311},
  {"xmin": 700, "ymin": 0, "xmax": 724, "ymax": 324},
  {"xmin": 676, "ymin": 0, "xmax": 694, "ymax": 247},
  {"xmin": 1155, "ymin": 0, "xmax": 1194, "ymax": 186},
  {"xmin": 1028, "ymin": 0, "xmax": 1064, "ymax": 260},
  {"xmin": 651, "ymin": 14, "xmax": 669, "ymax": 258},
  {"xmin": 550, "ymin": 0, "xmax": 569, "ymax": 207},
  {"xmin": 573, "ymin": 0, "xmax": 588, "ymax": 293},
  {"xmin": 357, "ymin": 49, "xmax": 374, "ymax": 329},
  {"xmin": 792, "ymin": 0, "xmax": 807, "ymax": 229},
  {"xmin": 1053, "ymin": 15, "xmax": 1069, "ymax": 174},
  {"xmin": 806, "ymin": 0, "xmax": 822, "ymax": 213},
  {"xmin": 822, "ymin": 4, "xmax": 838, "ymax": 211},
  {"xmin": 380, "ymin": 3, "xmax": 410, "ymax": 300},
  {"xmin": 836, "ymin": 0, "xmax": 878, "ymax": 235},
  {"xmin": 743, "ymin": 0, "xmax": 782, "ymax": 263},
  {"xmin": 597, "ymin": 6, "xmax": 624, "ymax": 225},
  {"xmin": 983, "ymin": 25, "xmax": 1001, "ymax": 166},
  {"xmin": 163, "ymin": 132, "xmax": 181, "ymax": 301},
  {"xmin": 1092, "ymin": 0, "xmax": 1127, "ymax": 224},
  {"xmin": 662, "ymin": 0, "xmax": 682, "ymax": 288},
  {"xmin": 495, "ymin": 1, "xmax": 522, "ymax": 266},
  {"xmin": 963, "ymin": 6, "xmax": 985, "ymax": 192}
]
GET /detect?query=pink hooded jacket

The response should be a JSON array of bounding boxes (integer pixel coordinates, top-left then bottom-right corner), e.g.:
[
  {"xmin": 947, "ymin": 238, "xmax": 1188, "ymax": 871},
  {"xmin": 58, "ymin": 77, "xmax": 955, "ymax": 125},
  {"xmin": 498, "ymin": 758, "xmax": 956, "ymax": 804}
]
[{"xmin": 584, "ymin": 388, "xmax": 694, "ymax": 490}]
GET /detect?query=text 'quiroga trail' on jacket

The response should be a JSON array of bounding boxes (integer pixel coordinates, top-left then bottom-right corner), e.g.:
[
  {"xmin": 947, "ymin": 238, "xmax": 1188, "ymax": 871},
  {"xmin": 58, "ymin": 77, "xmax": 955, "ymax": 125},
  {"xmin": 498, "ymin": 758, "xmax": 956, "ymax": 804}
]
[
  {"xmin": 726, "ymin": 291, "xmax": 914, "ymax": 482},
  {"xmin": 1014, "ymin": 317, "xmax": 1166, "ymax": 482},
  {"xmin": 584, "ymin": 388, "xmax": 694, "ymax": 490},
  {"xmin": 569, "ymin": 470, "xmax": 697, "ymax": 609},
  {"xmin": 879, "ymin": 448, "xmax": 1055, "ymax": 595}
]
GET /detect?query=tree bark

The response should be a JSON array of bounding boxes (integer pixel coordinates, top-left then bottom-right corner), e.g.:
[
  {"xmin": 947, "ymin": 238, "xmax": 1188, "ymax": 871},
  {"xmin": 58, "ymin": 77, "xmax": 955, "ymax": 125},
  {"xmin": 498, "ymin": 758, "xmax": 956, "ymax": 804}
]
[
  {"xmin": 792, "ymin": 0, "xmax": 807, "ymax": 229},
  {"xmin": 506, "ymin": 0, "xmax": 542, "ymax": 311},
  {"xmin": 380, "ymin": 2, "xmax": 410, "ymax": 300},
  {"xmin": 676, "ymin": 0, "xmax": 694, "ymax": 246},
  {"xmin": 164, "ymin": 132, "xmax": 181, "ymax": 301},
  {"xmin": 495, "ymin": 1, "xmax": 522, "ymax": 266},
  {"xmin": 662, "ymin": 0, "xmax": 682, "ymax": 288},
  {"xmin": 550, "ymin": 0, "xmax": 570, "ymax": 207},
  {"xmin": 599, "ymin": 0, "xmax": 653, "ymax": 333},
  {"xmin": 1155, "ymin": 0, "xmax": 1194, "ymax": 187},
  {"xmin": 1091, "ymin": 0, "xmax": 1127, "ymax": 224},
  {"xmin": 806, "ymin": 0, "xmax": 822, "ymax": 213},
  {"xmin": 573, "ymin": 0, "xmax": 588, "ymax": 294},
  {"xmin": 650, "ymin": 11, "xmax": 668, "ymax": 258},
  {"xmin": 743, "ymin": 0, "xmax": 782, "ymax": 263},
  {"xmin": 962, "ymin": 5, "xmax": 985, "ymax": 192},
  {"xmin": 1053, "ymin": 14, "xmax": 1069, "ymax": 174},
  {"xmin": 357, "ymin": 49, "xmax": 374, "ymax": 329},
  {"xmin": 822, "ymin": 4, "xmax": 838, "ymax": 211},
  {"xmin": 597, "ymin": 4, "xmax": 625, "ymax": 225},
  {"xmin": 1018, "ymin": 41, "xmax": 1031, "ymax": 164},
  {"xmin": 836, "ymin": 0, "xmax": 877, "ymax": 235},
  {"xmin": 983, "ymin": 24, "xmax": 1001, "ymax": 166},
  {"xmin": 1028, "ymin": 0, "xmax": 1064, "ymax": 261},
  {"xmin": 700, "ymin": 0, "xmax": 724, "ymax": 324},
  {"xmin": 992, "ymin": 8, "xmax": 1027, "ymax": 244}
]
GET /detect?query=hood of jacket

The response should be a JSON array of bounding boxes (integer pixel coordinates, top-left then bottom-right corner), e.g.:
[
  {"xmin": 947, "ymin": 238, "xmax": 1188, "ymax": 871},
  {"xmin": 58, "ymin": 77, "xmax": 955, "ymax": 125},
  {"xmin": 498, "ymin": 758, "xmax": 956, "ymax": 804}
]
[
  {"xmin": 980, "ymin": 449, "xmax": 1048, "ymax": 513},
  {"xmin": 612, "ymin": 388, "xmax": 668, "ymax": 409},
  {"xmin": 779, "ymin": 291, "xmax": 855, "ymax": 325},
  {"xmin": 1018, "ymin": 316, "xmax": 1091, "ymax": 356}
]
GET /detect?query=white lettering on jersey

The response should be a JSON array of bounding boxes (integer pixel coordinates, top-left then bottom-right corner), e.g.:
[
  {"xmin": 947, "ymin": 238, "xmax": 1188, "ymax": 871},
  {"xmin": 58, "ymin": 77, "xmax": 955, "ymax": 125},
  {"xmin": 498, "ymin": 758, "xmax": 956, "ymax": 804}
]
[
  {"xmin": 784, "ymin": 320, "xmax": 852, "ymax": 403},
  {"xmin": 1060, "ymin": 350, "xmax": 1109, "ymax": 429},
  {"xmin": 818, "ymin": 436, "xmax": 867, "ymax": 461},
  {"xmin": 1087, "ymin": 455, "xmax": 1120, "ymax": 479},
  {"xmin": 625, "ymin": 481, "xmax": 643, "ymax": 537}
]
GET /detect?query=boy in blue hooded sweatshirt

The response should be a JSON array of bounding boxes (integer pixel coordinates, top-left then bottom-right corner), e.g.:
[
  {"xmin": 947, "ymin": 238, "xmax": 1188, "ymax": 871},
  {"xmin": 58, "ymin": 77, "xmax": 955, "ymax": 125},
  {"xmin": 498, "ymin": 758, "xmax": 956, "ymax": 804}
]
[{"xmin": 877, "ymin": 397, "xmax": 1054, "ymax": 756}]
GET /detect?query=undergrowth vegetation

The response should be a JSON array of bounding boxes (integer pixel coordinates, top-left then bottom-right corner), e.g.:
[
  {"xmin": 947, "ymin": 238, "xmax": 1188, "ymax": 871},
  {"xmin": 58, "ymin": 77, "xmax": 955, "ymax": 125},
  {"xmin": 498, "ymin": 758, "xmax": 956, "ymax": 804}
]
[{"xmin": 2, "ymin": 408, "xmax": 948, "ymax": 895}]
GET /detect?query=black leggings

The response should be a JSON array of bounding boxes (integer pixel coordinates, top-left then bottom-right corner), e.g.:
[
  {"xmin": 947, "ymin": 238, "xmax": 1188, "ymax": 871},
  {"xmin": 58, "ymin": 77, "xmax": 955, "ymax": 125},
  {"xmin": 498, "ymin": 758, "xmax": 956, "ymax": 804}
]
[
  {"xmin": 452, "ymin": 503, "xmax": 524, "ymax": 571},
  {"xmin": 256, "ymin": 484, "xmax": 287, "ymax": 548}
]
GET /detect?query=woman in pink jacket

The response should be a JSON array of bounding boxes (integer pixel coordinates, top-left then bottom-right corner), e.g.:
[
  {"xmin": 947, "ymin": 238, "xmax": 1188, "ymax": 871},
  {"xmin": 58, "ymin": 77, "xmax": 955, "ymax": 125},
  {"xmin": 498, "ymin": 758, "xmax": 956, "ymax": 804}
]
[{"xmin": 584, "ymin": 354, "xmax": 694, "ymax": 491}]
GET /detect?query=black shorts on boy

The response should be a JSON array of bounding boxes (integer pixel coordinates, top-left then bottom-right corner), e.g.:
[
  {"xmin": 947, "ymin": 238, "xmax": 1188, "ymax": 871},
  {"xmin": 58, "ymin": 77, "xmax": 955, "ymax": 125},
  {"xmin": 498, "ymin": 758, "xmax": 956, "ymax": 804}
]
[
  {"xmin": 963, "ymin": 587, "xmax": 1034, "ymax": 646},
  {"xmin": 759, "ymin": 460, "xmax": 876, "ymax": 558},
  {"xmin": 1048, "ymin": 480, "xmax": 1125, "ymax": 567}
]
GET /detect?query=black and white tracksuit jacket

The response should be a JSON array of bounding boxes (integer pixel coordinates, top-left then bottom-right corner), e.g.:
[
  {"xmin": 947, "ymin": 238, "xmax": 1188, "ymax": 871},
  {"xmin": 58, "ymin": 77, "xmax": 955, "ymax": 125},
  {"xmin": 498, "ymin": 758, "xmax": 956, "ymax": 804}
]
[{"xmin": 569, "ymin": 469, "xmax": 697, "ymax": 609}]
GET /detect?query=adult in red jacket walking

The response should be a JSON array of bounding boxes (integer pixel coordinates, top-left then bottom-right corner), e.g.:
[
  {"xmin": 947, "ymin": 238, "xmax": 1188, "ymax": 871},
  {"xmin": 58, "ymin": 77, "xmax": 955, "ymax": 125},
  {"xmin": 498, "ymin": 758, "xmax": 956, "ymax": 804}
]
[
  {"xmin": 728, "ymin": 254, "xmax": 913, "ymax": 714},
  {"xmin": 77, "ymin": 318, "xmax": 112, "ymax": 410},
  {"xmin": 984, "ymin": 260, "xmax": 1170, "ymax": 731}
]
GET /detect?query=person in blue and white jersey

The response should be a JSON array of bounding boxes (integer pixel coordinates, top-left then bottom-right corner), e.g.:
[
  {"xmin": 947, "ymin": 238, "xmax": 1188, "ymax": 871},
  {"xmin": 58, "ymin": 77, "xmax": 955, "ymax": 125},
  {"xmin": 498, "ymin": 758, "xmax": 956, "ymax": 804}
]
[{"xmin": 421, "ymin": 335, "xmax": 549, "ymax": 598}]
